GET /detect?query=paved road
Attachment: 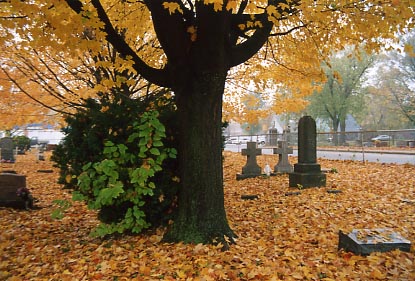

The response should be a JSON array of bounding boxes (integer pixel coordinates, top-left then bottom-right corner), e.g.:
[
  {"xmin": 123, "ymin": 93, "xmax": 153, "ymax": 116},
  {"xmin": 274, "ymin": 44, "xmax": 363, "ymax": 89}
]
[{"xmin": 224, "ymin": 144, "xmax": 415, "ymax": 165}]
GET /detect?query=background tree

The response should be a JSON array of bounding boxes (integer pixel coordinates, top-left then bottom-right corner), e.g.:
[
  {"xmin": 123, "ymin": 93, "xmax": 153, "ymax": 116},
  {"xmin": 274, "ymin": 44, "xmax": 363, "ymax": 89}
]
[
  {"xmin": 306, "ymin": 46, "xmax": 375, "ymax": 144},
  {"xmin": 358, "ymin": 85, "xmax": 412, "ymax": 130},
  {"xmin": 372, "ymin": 30, "xmax": 415, "ymax": 126},
  {"xmin": 1, "ymin": 0, "xmax": 414, "ymax": 245}
]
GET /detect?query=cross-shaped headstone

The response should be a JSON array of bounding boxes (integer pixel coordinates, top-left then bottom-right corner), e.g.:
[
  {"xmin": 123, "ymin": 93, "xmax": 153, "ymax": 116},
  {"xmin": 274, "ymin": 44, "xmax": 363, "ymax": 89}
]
[
  {"xmin": 236, "ymin": 142, "xmax": 262, "ymax": 180},
  {"xmin": 273, "ymin": 140, "xmax": 293, "ymax": 173}
]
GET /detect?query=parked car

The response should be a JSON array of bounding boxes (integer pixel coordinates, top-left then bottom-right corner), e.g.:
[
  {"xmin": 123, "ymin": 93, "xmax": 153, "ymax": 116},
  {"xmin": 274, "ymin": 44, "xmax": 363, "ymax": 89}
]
[
  {"xmin": 371, "ymin": 135, "xmax": 392, "ymax": 141},
  {"xmin": 225, "ymin": 136, "xmax": 262, "ymax": 145},
  {"xmin": 225, "ymin": 137, "xmax": 247, "ymax": 145}
]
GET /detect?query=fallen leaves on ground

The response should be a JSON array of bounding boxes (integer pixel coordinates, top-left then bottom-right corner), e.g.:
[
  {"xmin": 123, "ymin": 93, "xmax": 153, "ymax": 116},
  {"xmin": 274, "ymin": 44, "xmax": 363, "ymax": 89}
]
[{"xmin": 0, "ymin": 150, "xmax": 414, "ymax": 280}]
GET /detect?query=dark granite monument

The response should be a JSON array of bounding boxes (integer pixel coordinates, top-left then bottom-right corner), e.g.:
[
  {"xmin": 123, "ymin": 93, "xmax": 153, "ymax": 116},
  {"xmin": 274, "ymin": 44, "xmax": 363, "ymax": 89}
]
[
  {"xmin": 273, "ymin": 140, "xmax": 293, "ymax": 173},
  {"xmin": 0, "ymin": 137, "xmax": 15, "ymax": 163},
  {"xmin": 236, "ymin": 142, "xmax": 262, "ymax": 180},
  {"xmin": 0, "ymin": 173, "xmax": 33, "ymax": 209},
  {"xmin": 338, "ymin": 228, "xmax": 411, "ymax": 255},
  {"xmin": 289, "ymin": 116, "xmax": 326, "ymax": 188}
]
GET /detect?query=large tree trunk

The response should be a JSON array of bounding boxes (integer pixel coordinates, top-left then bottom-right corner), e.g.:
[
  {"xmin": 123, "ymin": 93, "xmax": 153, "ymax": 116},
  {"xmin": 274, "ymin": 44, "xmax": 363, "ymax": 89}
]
[{"xmin": 163, "ymin": 70, "xmax": 236, "ymax": 245}]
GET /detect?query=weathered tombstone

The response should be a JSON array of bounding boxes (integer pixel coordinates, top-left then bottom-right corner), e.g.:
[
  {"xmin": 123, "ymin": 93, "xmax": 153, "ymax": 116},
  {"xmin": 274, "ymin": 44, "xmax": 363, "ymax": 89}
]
[
  {"xmin": 37, "ymin": 145, "xmax": 45, "ymax": 161},
  {"xmin": 0, "ymin": 137, "xmax": 15, "ymax": 163},
  {"xmin": 289, "ymin": 116, "xmax": 326, "ymax": 188},
  {"xmin": 268, "ymin": 127, "xmax": 278, "ymax": 146},
  {"xmin": 273, "ymin": 140, "xmax": 293, "ymax": 173},
  {"xmin": 338, "ymin": 229, "xmax": 411, "ymax": 255},
  {"xmin": 236, "ymin": 142, "xmax": 262, "ymax": 180},
  {"xmin": 0, "ymin": 173, "xmax": 33, "ymax": 209},
  {"xmin": 284, "ymin": 125, "xmax": 291, "ymax": 146}
]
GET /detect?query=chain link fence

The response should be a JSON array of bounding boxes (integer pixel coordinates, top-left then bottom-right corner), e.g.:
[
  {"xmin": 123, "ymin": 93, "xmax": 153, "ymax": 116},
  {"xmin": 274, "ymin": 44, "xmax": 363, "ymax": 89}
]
[{"xmin": 225, "ymin": 129, "xmax": 415, "ymax": 149}]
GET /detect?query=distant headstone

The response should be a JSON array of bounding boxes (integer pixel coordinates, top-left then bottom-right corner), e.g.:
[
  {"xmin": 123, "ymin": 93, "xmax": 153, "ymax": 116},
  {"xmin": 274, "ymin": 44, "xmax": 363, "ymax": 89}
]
[
  {"xmin": 0, "ymin": 173, "xmax": 33, "ymax": 209},
  {"xmin": 0, "ymin": 137, "xmax": 15, "ymax": 163},
  {"xmin": 273, "ymin": 140, "xmax": 293, "ymax": 173},
  {"xmin": 338, "ymin": 229, "xmax": 411, "ymax": 255},
  {"xmin": 289, "ymin": 116, "xmax": 326, "ymax": 188},
  {"xmin": 37, "ymin": 145, "xmax": 45, "ymax": 161},
  {"xmin": 284, "ymin": 126, "xmax": 291, "ymax": 145},
  {"xmin": 268, "ymin": 127, "xmax": 278, "ymax": 146},
  {"xmin": 236, "ymin": 142, "xmax": 262, "ymax": 180}
]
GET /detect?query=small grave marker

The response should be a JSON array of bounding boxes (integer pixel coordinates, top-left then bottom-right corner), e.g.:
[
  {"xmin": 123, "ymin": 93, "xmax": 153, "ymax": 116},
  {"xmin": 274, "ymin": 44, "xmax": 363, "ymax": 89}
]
[
  {"xmin": 289, "ymin": 116, "xmax": 326, "ymax": 188},
  {"xmin": 236, "ymin": 142, "xmax": 262, "ymax": 180},
  {"xmin": 273, "ymin": 140, "xmax": 293, "ymax": 173},
  {"xmin": 0, "ymin": 137, "xmax": 15, "ymax": 163},
  {"xmin": 0, "ymin": 173, "xmax": 33, "ymax": 209},
  {"xmin": 36, "ymin": 145, "xmax": 45, "ymax": 161},
  {"xmin": 338, "ymin": 228, "xmax": 411, "ymax": 255},
  {"xmin": 241, "ymin": 195, "xmax": 259, "ymax": 200},
  {"xmin": 285, "ymin": 191, "xmax": 301, "ymax": 196}
]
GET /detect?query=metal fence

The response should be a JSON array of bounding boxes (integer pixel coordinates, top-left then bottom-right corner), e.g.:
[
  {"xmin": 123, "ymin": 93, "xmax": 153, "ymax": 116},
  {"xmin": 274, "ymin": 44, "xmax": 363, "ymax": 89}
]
[{"xmin": 225, "ymin": 129, "xmax": 415, "ymax": 149}]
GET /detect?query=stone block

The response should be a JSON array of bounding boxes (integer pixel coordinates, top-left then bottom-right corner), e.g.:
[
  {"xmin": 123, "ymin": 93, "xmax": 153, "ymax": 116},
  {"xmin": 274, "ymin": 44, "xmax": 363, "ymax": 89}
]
[{"xmin": 338, "ymin": 229, "xmax": 411, "ymax": 255}]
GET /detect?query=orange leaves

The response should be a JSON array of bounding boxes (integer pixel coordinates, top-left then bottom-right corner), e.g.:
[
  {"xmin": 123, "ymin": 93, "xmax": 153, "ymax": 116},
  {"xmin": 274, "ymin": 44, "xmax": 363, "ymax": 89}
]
[
  {"xmin": 162, "ymin": 2, "xmax": 183, "ymax": 15},
  {"xmin": 1, "ymin": 150, "xmax": 415, "ymax": 279}
]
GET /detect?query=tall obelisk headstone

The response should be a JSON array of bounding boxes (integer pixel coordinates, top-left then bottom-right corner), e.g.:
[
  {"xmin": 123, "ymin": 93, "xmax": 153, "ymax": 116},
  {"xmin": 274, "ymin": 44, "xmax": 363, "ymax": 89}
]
[{"xmin": 289, "ymin": 116, "xmax": 326, "ymax": 188}]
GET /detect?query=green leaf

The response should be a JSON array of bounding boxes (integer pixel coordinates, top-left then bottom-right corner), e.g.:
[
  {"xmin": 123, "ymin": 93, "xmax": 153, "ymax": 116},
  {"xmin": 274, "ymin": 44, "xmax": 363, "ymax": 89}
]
[
  {"xmin": 150, "ymin": 148, "xmax": 160, "ymax": 155},
  {"xmin": 72, "ymin": 191, "xmax": 86, "ymax": 201},
  {"xmin": 152, "ymin": 140, "xmax": 163, "ymax": 147},
  {"xmin": 96, "ymin": 185, "xmax": 124, "ymax": 206}
]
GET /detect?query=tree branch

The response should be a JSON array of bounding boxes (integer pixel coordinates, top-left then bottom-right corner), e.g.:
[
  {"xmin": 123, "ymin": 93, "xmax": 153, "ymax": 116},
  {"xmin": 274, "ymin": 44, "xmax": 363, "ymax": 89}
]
[
  {"xmin": 228, "ymin": 0, "xmax": 297, "ymax": 68},
  {"xmin": 65, "ymin": 0, "xmax": 171, "ymax": 88},
  {"xmin": 144, "ymin": 0, "xmax": 192, "ymax": 66}
]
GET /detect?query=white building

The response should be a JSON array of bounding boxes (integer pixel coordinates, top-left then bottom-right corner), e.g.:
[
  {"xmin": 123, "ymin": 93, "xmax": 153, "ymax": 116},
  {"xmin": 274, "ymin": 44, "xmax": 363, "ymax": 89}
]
[{"xmin": 4, "ymin": 124, "xmax": 65, "ymax": 145}]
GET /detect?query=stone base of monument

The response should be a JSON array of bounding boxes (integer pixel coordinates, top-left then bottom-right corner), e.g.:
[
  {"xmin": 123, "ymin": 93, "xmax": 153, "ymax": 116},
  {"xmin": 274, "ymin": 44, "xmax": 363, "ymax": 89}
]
[
  {"xmin": 289, "ymin": 172, "xmax": 326, "ymax": 188},
  {"xmin": 236, "ymin": 173, "xmax": 262, "ymax": 180},
  {"xmin": 289, "ymin": 163, "xmax": 326, "ymax": 188},
  {"xmin": 338, "ymin": 229, "xmax": 411, "ymax": 255},
  {"xmin": 274, "ymin": 166, "xmax": 293, "ymax": 174}
]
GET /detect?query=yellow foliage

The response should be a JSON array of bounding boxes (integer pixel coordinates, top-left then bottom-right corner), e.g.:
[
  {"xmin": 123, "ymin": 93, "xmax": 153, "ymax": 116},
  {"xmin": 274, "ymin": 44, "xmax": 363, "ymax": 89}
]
[
  {"xmin": 162, "ymin": 2, "xmax": 183, "ymax": 15},
  {"xmin": 0, "ymin": 0, "xmax": 414, "ymax": 129},
  {"xmin": 226, "ymin": 0, "xmax": 238, "ymax": 11},
  {"xmin": 404, "ymin": 43, "xmax": 414, "ymax": 57},
  {"xmin": 187, "ymin": 26, "xmax": 197, "ymax": 42}
]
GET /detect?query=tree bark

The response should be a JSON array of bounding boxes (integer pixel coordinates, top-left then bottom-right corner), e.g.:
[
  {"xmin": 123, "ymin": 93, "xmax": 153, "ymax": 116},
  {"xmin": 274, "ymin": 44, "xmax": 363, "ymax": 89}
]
[{"xmin": 163, "ymin": 69, "xmax": 236, "ymax": 245}]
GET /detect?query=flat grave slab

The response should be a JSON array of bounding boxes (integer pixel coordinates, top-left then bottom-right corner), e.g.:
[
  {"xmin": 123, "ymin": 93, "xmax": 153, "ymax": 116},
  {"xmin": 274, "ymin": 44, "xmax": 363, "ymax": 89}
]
[{"xmin": 338, "ymin": 228, "xmax": 411, "ymax": 255}]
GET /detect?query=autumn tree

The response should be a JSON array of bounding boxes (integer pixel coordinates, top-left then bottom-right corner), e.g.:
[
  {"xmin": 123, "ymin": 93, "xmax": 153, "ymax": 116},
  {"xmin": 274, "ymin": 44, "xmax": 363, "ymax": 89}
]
[
  {"xmin": 0, "ymin": 1, "xmax": 163, "ymax": 129},
  {"xmin": 358, "ymin": 85, "xmax": 411, "ymax": 130},
  {"xmin": 374, "ymin": 31, "xmax": 415, "ymax": 125},
  {"xmin": 2, "ymin": 0, "xmax": 414, "ymax": 245},
  {"xmin": 307, "ymin": 46, "xmax": 375, "ymax": 144}
]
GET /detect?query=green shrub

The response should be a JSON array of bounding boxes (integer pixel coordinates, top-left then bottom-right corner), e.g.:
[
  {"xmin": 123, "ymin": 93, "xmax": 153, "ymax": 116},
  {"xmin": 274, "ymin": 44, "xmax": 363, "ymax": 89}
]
[
  {"xmin": 74, "ymin": 111, "xmax": 177, "ymax": 236},
  {"xmin": 13, "ymin": 135, "xmax": 30, "ymax": 151},
  {"xmin": 51, "ymin": 93, "xmax": 179, "ymax": 236}
]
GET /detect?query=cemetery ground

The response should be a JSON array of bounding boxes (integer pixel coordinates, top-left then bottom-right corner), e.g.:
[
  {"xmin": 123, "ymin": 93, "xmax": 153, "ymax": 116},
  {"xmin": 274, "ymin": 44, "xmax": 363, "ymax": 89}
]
[{"xmin": 0, "ymin": 151, "xmax": 414, "ymax": 281}]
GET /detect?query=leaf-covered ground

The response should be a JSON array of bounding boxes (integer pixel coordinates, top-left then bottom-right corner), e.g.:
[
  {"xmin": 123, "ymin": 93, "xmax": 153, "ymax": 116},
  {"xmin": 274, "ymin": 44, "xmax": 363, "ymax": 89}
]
[{"xmin": 1, "ymin": 151, "xmax": 414, "ymax": 280}]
